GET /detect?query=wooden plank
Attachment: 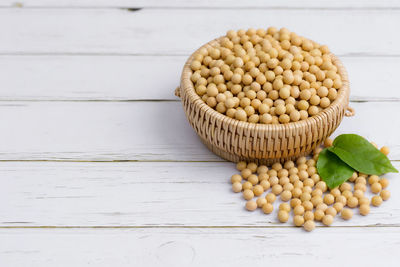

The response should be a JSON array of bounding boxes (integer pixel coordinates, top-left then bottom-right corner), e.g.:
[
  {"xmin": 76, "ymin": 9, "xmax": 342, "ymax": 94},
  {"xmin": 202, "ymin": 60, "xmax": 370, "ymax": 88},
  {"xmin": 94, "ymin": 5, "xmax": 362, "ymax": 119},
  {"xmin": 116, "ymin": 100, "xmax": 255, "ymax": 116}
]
[
  {"xmin": 3, "ymin": 0, "xmax": 400, "ymax": 8},
  {"xmin": 0, "ymin": 101, "xmax": 398, "ymax": 161},
  {"xmin": 0, "ymin": 227, "xmax": 399, "ymax": 267},
  {"xmin": 0, "ymin": 161, "xmax": 398, "ymax": 227},
  {"xmin": 1, "ymin": 9, "xmax": 400, "ymax": 55},
  {"xmin": 1, "ymin": 55, "xmax": 399, "ymax": 101},
  {"xmin": 0, "ymin": 55, "xmax": 185, "ymax": 101}
]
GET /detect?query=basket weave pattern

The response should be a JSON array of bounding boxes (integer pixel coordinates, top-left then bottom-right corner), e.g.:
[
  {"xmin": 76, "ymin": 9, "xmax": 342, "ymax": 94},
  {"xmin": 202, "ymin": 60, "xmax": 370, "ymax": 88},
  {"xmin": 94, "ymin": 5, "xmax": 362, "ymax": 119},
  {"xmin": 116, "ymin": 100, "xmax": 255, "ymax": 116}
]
[{"xmin": 177, "ymin": 38, "xmax": 351, "ymax": 164}]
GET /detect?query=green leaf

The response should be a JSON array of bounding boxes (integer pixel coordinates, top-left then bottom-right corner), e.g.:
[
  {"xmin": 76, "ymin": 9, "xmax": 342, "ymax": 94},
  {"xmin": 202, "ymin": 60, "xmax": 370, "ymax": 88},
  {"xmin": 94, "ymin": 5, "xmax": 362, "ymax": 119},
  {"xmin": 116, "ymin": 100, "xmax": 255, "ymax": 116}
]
[
  {"xmin": 317, "ymin": 148, "xmax": 355, "ymax": 189},
  {"xmin": 328, "ymin": 134, "xmax": 398, "ymax": 175}
]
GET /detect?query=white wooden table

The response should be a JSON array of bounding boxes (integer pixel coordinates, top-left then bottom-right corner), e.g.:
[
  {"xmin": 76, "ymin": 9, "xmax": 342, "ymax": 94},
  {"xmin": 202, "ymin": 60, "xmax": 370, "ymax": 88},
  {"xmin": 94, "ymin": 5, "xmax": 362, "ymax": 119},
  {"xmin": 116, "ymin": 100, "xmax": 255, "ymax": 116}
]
[{"xmin": 1, "ymin": 1, "xmax": 400, "ymax": 266}]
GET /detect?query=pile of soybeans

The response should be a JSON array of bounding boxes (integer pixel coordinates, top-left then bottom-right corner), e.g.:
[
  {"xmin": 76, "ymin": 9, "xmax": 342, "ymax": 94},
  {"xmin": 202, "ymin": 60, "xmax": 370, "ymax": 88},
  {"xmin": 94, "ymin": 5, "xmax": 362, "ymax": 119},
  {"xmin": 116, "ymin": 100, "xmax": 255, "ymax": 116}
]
[
  {"xmin": 190, "ymin": 27, "xmax": 342, "ymax": 124},
  {"xmin": 230, "ymin": 138, "xmax": 391, "ymax": 232}
]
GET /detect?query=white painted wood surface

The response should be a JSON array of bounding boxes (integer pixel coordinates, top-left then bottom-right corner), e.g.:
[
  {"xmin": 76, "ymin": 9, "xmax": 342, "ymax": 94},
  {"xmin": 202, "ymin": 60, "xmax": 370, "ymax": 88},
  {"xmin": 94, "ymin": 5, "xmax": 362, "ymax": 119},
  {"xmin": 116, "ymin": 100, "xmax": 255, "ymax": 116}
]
[
  {"xmin": 3, "ymin": 0, "xmax": 400, "ymax": 8},
  {"xmin": 0, "ymin": 101, "xmax": 399, "ymax": 161},
  {"xmin": 1, "ymin": 55, "xmax": 399, "ymax": 101},
  {"xmin": 1, "ymin": 228, "xmax": 399, "ymax": 267},
  {"xmin": 1, "ymin": 161, "xmax": 399, "ymax": 227},
  {"xmin": 1, "ymin": 9, "xmax": 400, "ymax": 55},
  {"xmin": 1, "ymin": 1, "xmax": 400, "ymax": 266}
]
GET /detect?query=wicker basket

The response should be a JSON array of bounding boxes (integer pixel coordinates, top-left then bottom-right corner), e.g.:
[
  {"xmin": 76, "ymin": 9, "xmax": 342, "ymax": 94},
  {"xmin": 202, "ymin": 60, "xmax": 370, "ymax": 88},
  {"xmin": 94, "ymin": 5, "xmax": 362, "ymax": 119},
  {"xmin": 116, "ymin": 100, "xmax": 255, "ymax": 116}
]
[{"xmin": 176, "ymin": 37, "xmax": 354, "ymax": 164}]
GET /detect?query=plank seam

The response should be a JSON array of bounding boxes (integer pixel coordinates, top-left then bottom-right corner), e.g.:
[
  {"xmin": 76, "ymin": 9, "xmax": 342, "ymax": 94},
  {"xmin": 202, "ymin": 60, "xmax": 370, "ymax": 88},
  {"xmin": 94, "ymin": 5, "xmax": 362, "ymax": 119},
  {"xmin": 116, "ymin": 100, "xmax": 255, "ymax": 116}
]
[
  {"xmin": 3, "ymin": 6, "xmax": 400, "ymax": 11},
  {"xmin": 0, "ymin": 99, "xmax": 398, "ymax": 103},
  {"xmin": 1, "ymin": 52, "xmax": 400, "ymax": 57},
  {"xmin": 0, "ymin": 159, "xmax": 399, "ymax": 163},
  {"xmin": 0, "ymin": 225, "xmax": 398, "ymax": 229}
]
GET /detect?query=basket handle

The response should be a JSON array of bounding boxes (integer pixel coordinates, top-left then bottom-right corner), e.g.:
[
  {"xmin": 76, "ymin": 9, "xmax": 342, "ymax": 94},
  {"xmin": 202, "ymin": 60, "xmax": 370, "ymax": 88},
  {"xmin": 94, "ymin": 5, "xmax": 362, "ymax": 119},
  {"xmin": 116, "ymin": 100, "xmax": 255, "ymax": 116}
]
[
  {"xmin": 175, "ymin": 86, "xmax": 181, "ymax": 98},
  {"xmin": 345, "ymin": 106, "xmax": 355, "ymax": 117}
]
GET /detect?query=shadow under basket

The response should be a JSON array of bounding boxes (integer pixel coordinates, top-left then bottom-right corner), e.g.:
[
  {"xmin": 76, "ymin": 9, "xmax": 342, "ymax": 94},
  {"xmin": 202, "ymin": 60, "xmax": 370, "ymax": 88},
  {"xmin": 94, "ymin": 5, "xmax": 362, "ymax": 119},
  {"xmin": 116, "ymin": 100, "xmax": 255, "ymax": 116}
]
[{"xmin": 176, "ymin": 37, "xmax": 355, "ymax": 165}]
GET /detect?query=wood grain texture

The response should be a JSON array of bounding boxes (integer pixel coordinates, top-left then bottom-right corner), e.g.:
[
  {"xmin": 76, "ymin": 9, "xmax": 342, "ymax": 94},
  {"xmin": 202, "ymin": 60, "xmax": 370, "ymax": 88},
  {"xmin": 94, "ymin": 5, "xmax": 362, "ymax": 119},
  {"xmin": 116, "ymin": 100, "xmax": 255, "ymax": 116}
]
[
  {"xmin": 3, "ymin": 0, "xmax": 400, "ymax": 8},
  {"xmin": 1, "ymin": 228, "xmax": 399, "ymax": 267},
  {"xmin": 0, "ymin": 101, "xmax": 398, "ymax": 161},
  {"xmin": 0, "ymin": 161, "xmax": 398, "ymax": 227},
  {"xmin": 1, "ymin": 9, "xmax": 400, "ymax": 55},
  {"xmin": 0, "ymin": 1, "xmax": 399, "ymax": 265},
  {"xmin": 1, "ymin": 55, "xmax": 399, "ymax": 101}
]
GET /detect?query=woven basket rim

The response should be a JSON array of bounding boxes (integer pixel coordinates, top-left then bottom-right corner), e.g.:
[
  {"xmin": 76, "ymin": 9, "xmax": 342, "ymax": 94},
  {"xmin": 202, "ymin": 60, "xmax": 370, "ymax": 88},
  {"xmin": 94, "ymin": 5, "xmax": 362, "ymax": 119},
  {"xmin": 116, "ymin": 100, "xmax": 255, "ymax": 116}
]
[{"xmin": 180, "ymin": 36, "xmax": 350, "ymax": 133}]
